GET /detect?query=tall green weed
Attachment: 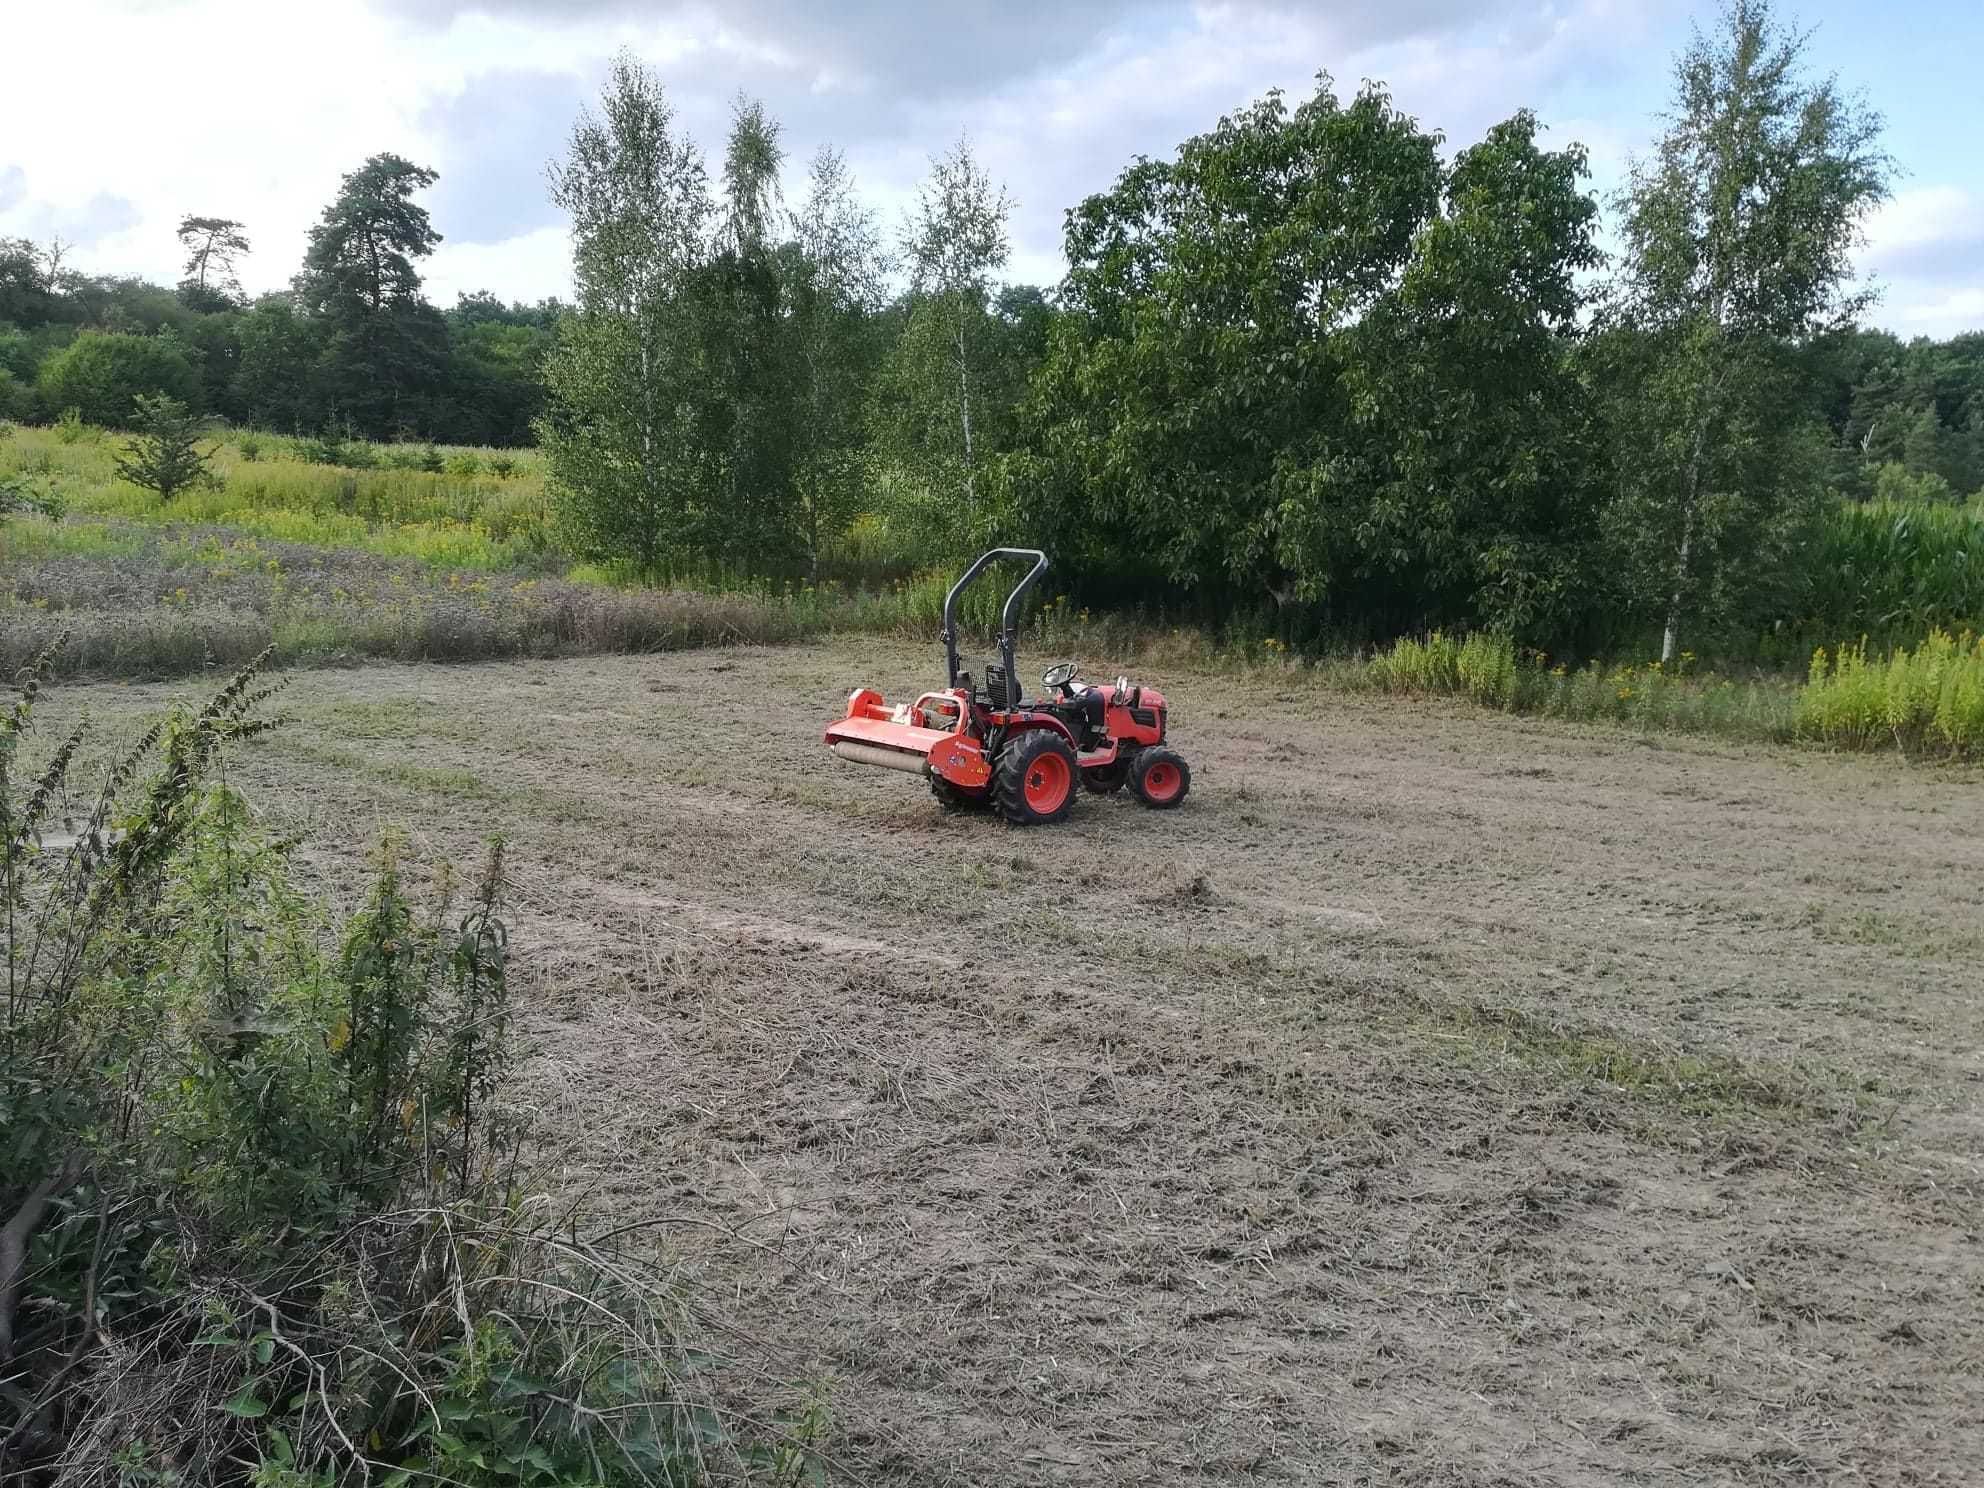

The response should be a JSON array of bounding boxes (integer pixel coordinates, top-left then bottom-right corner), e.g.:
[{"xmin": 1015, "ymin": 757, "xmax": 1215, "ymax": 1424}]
[
  {"xmin": 1800, "ymin": 629, "xmax": 1984, "ymax": 753},
  {"xmin": 1, "ymin": 653, "xmax": 802, "ymax": 1484}
]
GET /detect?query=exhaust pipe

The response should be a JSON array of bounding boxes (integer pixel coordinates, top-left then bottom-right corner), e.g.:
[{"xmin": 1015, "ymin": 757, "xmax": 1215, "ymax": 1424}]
[{"xmin": 831, "ymin": 741, "xmax": 929, "ymax": 775}]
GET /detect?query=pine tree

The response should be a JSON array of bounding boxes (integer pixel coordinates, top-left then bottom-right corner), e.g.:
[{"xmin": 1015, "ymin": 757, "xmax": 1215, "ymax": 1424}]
[{"xmin": 113, "ymin": 395, "xmax": 220, "ymax": 502}]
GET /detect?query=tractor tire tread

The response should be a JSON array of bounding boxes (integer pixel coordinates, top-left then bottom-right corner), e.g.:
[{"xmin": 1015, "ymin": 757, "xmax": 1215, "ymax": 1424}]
[{"xmin": 994, "ymin": 731, "xmax": 1079, "ymax": 826}]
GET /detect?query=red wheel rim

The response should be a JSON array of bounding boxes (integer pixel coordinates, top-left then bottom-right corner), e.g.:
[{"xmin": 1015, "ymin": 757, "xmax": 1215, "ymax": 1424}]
[
  {"xmin": 1024, "ymin": 753, "xmax": 1072, "ymax": 812},
  {"xmin": 1143, "ymin": 762, "xmax": 1181, "ymax": 802}
]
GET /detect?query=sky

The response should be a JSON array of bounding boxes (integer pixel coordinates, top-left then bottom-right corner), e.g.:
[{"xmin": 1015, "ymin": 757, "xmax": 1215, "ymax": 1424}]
[{"xmin": 1, "ymin": 0, "xmax": 1979, "ymax": 337}]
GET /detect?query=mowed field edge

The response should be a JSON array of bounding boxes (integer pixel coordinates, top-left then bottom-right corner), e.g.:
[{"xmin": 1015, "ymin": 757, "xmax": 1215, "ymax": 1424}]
[{"xmin": 37, "ymin": 639, "xmax": 1984, "ymax": 1486}]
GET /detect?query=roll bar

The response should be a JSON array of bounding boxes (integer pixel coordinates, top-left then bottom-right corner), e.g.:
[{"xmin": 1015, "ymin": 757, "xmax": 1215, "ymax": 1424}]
[{"xmin": 942, "ymin": 548, "xmax": 1050, "ymax": 695}]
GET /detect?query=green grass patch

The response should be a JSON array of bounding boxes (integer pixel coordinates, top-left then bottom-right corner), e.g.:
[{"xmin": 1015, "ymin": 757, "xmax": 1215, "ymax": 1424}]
[
  {"xmin": 1803, "ymin": 903, "xmax": 1984, "ymax": 960},
  {"xmin": 1435, "ymin": 1003, "xmax": 1878, "ymax": 1124},
  {"xmin": 1361, "ymin": 626, "xmax": 1984, "ymax": 756},
  {"xmin": 1799, "ymin": 628, "xmax": 1984, "ymax": 754},
  {"xmin": 3, "ymin": 423, "xmax": 556, "ymax": 572},
  {"xmin": 1362, "ymin": 630, "xmax": 1806, "ymax": 740}
]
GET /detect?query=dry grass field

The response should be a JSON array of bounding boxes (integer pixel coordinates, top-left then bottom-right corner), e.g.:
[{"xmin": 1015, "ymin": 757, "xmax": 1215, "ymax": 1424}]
[{"xmin": 42, "ymin": 639, "xmax": 1984, "ymax": 1486}]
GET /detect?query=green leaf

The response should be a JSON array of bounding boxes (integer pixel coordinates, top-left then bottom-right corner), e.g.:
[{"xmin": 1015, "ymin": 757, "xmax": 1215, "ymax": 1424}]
[{"xmin": 221, "ymin": 1388, "xmax": 270, "ymax": 1418}]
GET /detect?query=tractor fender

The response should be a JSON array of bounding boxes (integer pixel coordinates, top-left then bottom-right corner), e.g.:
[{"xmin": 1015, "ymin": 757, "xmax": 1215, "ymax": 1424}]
[{"xmin": 997, "ymin": 713, "xmax": 1079, "ymax": 748}]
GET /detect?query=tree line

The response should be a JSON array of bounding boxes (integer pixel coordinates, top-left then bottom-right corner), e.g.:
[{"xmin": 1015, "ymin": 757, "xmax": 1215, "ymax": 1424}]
[
  {"xmin": 0, "ymin": 175, "xmax": 558, "ymax": 447},
  {"xmin": 1, "ymin": 0, "xmax": 1978, "ymax": 659}
]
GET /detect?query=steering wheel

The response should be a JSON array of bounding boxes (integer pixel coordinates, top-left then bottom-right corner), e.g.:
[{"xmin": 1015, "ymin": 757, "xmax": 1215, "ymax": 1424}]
[{"xmin": 1041, "ymin": 660, "xmax": 1078, "ymax": 696}]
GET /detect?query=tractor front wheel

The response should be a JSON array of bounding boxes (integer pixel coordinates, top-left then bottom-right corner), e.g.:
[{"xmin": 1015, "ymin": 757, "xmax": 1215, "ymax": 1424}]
[
  {"xmin": 995, "ymin": 731, "xmax": 1079, "ymax": 826},
  {"xmin": 1130, "ymin": 747, "xmax": 1191, "ymax": 809}
]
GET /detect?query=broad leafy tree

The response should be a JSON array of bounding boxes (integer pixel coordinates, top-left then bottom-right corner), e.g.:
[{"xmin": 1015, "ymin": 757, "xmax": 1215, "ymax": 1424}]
[
  {"xmin": 229, "ymin": 297, "xmax": 325, "ymax": 432},
  {"xmin": 36, "ymin": 330, "xmax": 201, "ymax": 426},
  {"xmin": 1011, "ymin": 80, "xmax": 1441, "ymax": 610},
  {"xmin": 699, "ymin": 96, "xmax": 798, "ymax": 569},
  {"xmin": 0, "ymin": 239, "xmax": 63, "ymax": 327},
  {"xmin": 1607, "ymin": 0, "xmax": 1889, "ymax": 658},
  {"xmin": 438, "ymin": 295, "xmax": 556, "ymax": 447},
  {"xmin": 1011, "ymin": 81, "xmax": 1607, "ymax": 639},
  {"xmin": 1317, "ymin": 113, "xmax": 1606, "ymax": 637}
]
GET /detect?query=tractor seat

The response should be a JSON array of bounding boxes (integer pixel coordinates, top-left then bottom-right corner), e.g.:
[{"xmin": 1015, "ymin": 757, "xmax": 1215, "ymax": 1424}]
[
  {"xmin": 982, "ymin": 662, "xmax": 1022, "ymax": 709},
  {"xmin": 1058, "ymin": 687, "xmax": 1104, "ymax": 733},
  {"xmin": 1067, "ymin": 687, "xmax": 1106, "ymax": 746}
]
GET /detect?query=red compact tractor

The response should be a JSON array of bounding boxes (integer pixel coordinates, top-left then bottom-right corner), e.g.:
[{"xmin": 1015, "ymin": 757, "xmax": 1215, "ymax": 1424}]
[{"xmin": 823, "ymin": 548, "xmax": 1191, "ymax": 826}]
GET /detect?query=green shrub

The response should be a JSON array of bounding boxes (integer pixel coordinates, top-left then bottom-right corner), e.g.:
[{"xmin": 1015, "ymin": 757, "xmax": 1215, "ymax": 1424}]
[
  {"xmin": 444, "ymin": 451, "xmax": 481, "ymax": 477},
  {"xmin": 0, "ymin": 368, "xmax": 28, "ymax": 422},
  {"xmin": 418, "ymin": 444, "xmax": 445, "ymax": 474},
  {"xmin": 297, "ymin": 433, "xmax": 378, "ymax": 470},
  {"xmin": 0, "ymin": 472, "xmax": 65, "ymax": 519},
  {"xmin": 488, "ymin": 454, "xmax": 517, "ymax": 479},
  {"xmin": 237, "ymin": 432, "xmax": 263, "ymax": 461},
  {"xmin": 297, "ymin": 432, "xmax": 339, "ymax": 465},
  {"xmin": 0, "ymin": 653, "xmax": 776, "ymax": 1483},
  {"xmin": 1799, "ymin": 629, "xmax": 1984, "ymax": 753},
  {"xmin": 36, "ymin": 330, "xmax": 200, "ymax": 427},
  {"xmin": 1367, "ymin": 631, "xmax": 1522, "ymax": 708},
  {"xmin": 54, "ymin": 405, "xmax": 90, "ymax": 443},
  {"xmin": 1871, "ymin": 462, "xmax": 1957, "ymax": 505}
]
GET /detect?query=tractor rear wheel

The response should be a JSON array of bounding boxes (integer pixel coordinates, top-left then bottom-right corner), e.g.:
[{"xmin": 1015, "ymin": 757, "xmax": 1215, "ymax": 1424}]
[
  {"xmin": 994, "ymin": 731, "xmax": 1079, "ymax": 826},
  {"xmin": 1130, "ymin": 747, "xmax": 1190, "ymax": 809},
  {"xmin": 1081, "ymin": 760, "xmax": 1130, "ymax": 794},
  {"xmin": 929, "ymin": 775, "xmax": 991, "ymax": 812}
]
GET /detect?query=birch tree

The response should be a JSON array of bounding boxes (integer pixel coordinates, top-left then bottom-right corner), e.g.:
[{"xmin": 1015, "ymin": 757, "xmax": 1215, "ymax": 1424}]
[
  {"xmin": 1612, "ymin": 0, "xmax": 1887, "ymax": 660},
  {"xmin": 789, "ymin": 146, "xmax": 886, "ymax": 576},
  {"xmin": 701, "ymin": 95, "xmax": 795, "ymax": 569},
  {"xmin": 538, "ymin": 53, "xmax": 712, "ymax": 574},
  {"xmin": 899, "ymin": 136, "xmax": 1011, "ymax": 521}
]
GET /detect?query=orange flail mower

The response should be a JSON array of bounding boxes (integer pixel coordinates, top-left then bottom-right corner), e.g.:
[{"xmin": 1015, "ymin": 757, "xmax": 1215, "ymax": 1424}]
[{"xmin": 823, "ymin": 548, "xmax": 1192, "ymax": 825}]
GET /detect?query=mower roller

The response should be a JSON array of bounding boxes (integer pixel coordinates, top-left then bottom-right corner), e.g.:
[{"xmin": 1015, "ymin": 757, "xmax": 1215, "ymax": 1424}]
[{"xmin": 823, "ymin": 548, "xmax": 1192, "ymax": 826}]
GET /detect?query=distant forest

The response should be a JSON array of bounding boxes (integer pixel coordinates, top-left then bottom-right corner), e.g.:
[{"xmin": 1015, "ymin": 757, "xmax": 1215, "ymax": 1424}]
[
  {"xmin": 2, "ymin": 186, "xmax": 1978, "ymax": 503},
  {"xmin": 3, "ymin": 0, "xmax": 1981, "ymax": 659}
]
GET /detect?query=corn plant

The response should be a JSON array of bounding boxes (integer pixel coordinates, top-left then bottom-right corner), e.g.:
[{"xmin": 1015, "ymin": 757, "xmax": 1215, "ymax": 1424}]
[{"xmin": 1797, "ymin": 502, "xmax": 1984, "ymax": 646}]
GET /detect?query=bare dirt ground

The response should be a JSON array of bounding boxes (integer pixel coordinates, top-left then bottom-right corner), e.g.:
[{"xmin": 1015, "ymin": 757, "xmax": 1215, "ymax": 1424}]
[{"xmin": 49, "ymin": 641, "xmax": 1984, "ymax": 1485}]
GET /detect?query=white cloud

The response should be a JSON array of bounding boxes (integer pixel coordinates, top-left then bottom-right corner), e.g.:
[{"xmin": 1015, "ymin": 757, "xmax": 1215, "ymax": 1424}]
[
  {"xmin": 1864, "ymin": 186, "xmax": 1984, "ymax": 271},
  {"xmin": 426, "ymin": 223, "xmax": 572, "ymax": 306},
  {"xmin": 1, "ymin": 0, "xmax": 443, "ymax": 292},
  {"xmin": 1889, "ymin": 287, "xmax": 1984, "ymax": 330},
  {"xmin": 1861, "ymin": 187, "xmax": 1984, "ymax": 338},
  {"xmin": 1, "ymin": 0, "xmax": 1977, "ymax": 338}
]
